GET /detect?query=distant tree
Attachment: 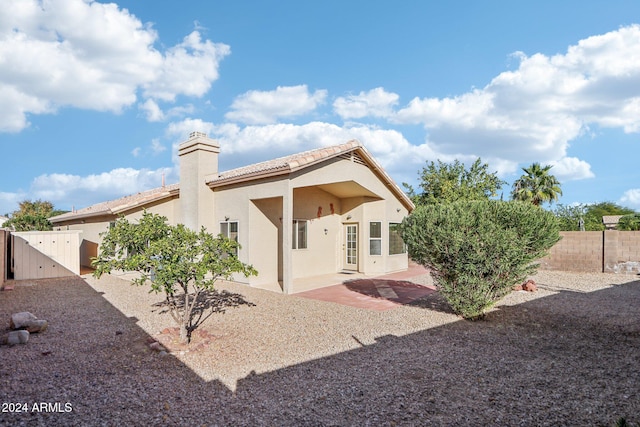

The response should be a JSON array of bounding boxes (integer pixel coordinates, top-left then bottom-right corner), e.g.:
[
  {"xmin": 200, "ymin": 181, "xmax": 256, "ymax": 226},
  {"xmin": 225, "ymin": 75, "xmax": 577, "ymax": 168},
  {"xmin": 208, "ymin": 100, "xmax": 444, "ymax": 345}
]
[
  {"xmin": 511, "ymin": 163, "xmax": 562, "ymax": 206},
  {"xmin": 92, "ymin": 212, "xmax": 258, "ymax": 343},
  {"xmin": 553, "ymin": 204, "xmax": 586, "ymax": 231},
  {"xmin": 553, "ymin": 202, "xmax": 636, "ymax": 231},
  {"xmin": 403, "ymin": 158, "xmax": 505, "ymax": 206},
  {"xmin": 585, "ymin": 202, "xmax": 635, "ymax": 230},
  {"xmin": 616, "ymin": 214, "xmax": 640, "ymax": 231},
  {"xmin": 2, "ymin": 200, "xmax": 67, "ymax": 231}
]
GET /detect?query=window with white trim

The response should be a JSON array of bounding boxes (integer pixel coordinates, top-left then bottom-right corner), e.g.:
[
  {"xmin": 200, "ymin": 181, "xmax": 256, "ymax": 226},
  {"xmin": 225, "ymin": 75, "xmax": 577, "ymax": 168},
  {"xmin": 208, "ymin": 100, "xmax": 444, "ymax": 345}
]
[
  {"xmin": 292, "ymin": 219, "xmax": 308, "ymax": 249},
  {"xmin": 220, "ymin": 221, "xmax": 239, "ymax": 256},
  {"xmin": 369, "ymin": 221, "xmax": 382, "ymax": 255},
  {"xmin": 388, "ymin": 222, "xmax": 406, "ymax": 255}
]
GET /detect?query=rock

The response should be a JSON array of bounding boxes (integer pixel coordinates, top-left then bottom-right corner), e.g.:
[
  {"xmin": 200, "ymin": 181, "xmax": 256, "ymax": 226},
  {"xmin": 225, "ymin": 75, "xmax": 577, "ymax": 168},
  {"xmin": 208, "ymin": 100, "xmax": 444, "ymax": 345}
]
[
  {"xmin": 10, "ymin": 312, "xmax": 37, "ymax": 329},
  {"xmin": 149, "ymin": 341, "xmax": 167, "ymax": 352},
  {"xmin": 27, "ymin": 319, "xmax": 48, "ymax": 333},
  {"xmin": 512, "ymin": 284, "xmax": 523, "ymax": 291},
  {"xmin": 10, "ymin": 312, "xmax": 47, "ymax": 333},
  {"xmin": 523, "ymin": 279, "xmax": 537, "ymax": 292},
  {"xmin": 7, "ymin": 330, "xmax": 29, "ymax": 345}
]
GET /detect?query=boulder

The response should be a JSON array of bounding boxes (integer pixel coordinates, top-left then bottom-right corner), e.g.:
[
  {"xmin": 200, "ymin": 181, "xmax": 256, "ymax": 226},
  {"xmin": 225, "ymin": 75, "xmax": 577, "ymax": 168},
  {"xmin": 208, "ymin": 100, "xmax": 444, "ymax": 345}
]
[
  {"xmin": 10, "ymin": 312, "xmax": 48, "ymax": 333},
  {"xmin": 10, "ymin": 312, "xmax": 37, "ymax": 329},
  {"xmin": 7, "ymin": 330, "xmax": 30, "ymax": 345}
]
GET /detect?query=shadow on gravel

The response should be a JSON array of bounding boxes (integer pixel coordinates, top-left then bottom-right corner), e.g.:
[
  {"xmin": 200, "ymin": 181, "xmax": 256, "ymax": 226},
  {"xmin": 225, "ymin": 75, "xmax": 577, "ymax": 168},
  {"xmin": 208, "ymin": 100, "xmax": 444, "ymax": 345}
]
[
  {"xmin": 1, "ymin": 276, "xmax": 639, "ymax": 426},
  {"xmin": 150, "ymin": 289, "xmax": 255, "ymax": 340}
]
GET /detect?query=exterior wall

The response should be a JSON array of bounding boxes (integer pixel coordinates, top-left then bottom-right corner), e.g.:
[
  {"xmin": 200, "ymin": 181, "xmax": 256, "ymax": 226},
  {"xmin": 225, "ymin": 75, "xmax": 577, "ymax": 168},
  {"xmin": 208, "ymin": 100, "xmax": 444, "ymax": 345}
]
[
  {"xmin": 291, "ymin": 186, "xmax": 343, "ymax": 279},
  {"xmin": 213, "ymin": 176, "xmax": 290, "ymax": 287},
  {"xmin": 539, "ymin": 231, "xmax": 640, "ymax": 273}
]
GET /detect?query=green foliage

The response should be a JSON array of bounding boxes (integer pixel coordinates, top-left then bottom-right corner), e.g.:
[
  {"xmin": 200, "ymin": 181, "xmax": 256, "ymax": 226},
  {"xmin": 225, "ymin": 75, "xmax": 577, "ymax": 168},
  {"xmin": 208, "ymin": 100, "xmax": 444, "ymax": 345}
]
[
  {"xmin": 553, "ymin": 204, "xmax": 586, "ymax": 231},
  {"xmin": 553, "ymin": 202, "xmax": 636, "ymax": 231},
  {"xmin": 617, "ymin": 214, "xmax": 640, "ymax": 231},
  {"xmin": 2, "ymin": 199, "xmax": 67, "ymax": 231},
  {"xmin": 403, "ymin": 158, "xmax": 504, "ymax": 206},
  {"xmin": 92, "ymin": 212, "xmax": 257, "ymax": 343},
  {"xmin": 511, "ymin": 163, "xmax": 562, "ymax": 206},
  {"xmin": 401, "ymin": 200, "xmax": 560, "ymax": 319}
]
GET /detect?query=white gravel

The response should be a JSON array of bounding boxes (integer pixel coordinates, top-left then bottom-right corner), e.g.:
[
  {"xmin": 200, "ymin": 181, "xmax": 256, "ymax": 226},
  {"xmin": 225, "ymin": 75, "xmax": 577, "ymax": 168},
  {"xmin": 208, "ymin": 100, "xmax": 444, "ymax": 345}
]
[{"xmin": 1, "ymin": 269, "xmax": 639, "ymax": 426}]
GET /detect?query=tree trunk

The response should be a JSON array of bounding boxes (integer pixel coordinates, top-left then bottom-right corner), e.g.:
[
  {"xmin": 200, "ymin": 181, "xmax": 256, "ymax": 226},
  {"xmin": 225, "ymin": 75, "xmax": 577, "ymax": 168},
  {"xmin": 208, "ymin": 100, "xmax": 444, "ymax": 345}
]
[{"xmin": 180, "ymin": 291, "xmax": 190, "ymax": 343}]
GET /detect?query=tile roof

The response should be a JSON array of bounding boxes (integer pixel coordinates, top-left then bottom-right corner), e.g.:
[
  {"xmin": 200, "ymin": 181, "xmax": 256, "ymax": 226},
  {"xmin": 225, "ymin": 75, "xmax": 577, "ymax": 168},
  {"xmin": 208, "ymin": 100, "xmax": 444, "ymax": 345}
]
[
  {"xmin": 50, "ymin": 184, "xmax": 179, "ymax": 223},
  {"xmin": 50, "ymin": 139, "xmax": 414, "ymax": 223},
  {"xmin": 206, "ymin": 140, "xmax": 362, "ymax": 186}
]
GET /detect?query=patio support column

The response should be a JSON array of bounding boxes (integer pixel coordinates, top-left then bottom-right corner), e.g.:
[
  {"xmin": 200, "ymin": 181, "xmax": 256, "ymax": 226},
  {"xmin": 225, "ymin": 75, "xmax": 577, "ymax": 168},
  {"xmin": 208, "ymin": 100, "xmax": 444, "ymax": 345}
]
[{"xmin": 282, "ymin": 183, "xmax": 294, "ymax": 294}]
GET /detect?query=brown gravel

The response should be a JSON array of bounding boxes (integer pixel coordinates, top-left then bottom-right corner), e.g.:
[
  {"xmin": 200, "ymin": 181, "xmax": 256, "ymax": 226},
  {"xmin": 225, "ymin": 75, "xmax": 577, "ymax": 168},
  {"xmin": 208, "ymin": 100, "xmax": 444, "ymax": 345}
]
[{"xmin": 1, "ymin": 269, "xmax": 639, "ymax": 426}]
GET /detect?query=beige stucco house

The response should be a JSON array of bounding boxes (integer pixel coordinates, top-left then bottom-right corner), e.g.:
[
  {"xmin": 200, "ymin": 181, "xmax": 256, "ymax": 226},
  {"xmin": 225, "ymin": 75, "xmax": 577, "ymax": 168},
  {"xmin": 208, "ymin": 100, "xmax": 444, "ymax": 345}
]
[{"xmin": 51, "ymin": 132, "xmax": 414, "ymax": 293}]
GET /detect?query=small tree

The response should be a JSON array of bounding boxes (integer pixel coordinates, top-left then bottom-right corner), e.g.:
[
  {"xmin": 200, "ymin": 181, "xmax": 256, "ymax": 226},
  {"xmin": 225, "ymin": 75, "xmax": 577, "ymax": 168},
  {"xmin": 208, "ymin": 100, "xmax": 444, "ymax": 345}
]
[
  {"xmin": 3, "ymin": 199, "xmax": 66, "ymax": 231},
  {"xmin": 92, "ymin": 212, "xmax": 257, "ymax": 343},
  {"xmin": 403, "ymin": 158, "xmax": 505, "ymax": 206},
  {"xmin": 401, "ymin": 200, "xmax": 560, "ymax": 319}
]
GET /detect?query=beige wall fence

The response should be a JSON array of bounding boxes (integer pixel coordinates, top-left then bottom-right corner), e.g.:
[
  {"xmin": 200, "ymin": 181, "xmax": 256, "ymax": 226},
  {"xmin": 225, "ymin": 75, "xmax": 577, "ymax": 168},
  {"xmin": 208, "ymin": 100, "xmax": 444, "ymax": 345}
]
[
  {"xmin": 539, "ymin": 230, "xmax": 640, "ymax": 273},
  {"xmin": 0, "ymin": 230, "xmax": 82, "ymax": 283},
  {"xmin": 0, "ymin": 229, "xmax": 8, "ymax": 287}
]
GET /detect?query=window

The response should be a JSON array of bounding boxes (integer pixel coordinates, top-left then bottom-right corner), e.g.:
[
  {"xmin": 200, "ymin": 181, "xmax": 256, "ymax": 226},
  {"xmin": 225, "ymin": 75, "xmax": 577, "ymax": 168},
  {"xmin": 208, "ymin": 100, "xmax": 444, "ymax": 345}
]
[
  {"xmin": 388, "ymin": 222, "xmax": 406, "ymax": 255},
  {"xmin": 292, "ymin": 219, "xmax": 307, "ymax": 249},
  {"xmin": 369, "ymin": 221, "xmax": 382, "ymax": 255},
  {"xmin": 220, "ymin": 221, "xmax": 239, "ymax": 255}
]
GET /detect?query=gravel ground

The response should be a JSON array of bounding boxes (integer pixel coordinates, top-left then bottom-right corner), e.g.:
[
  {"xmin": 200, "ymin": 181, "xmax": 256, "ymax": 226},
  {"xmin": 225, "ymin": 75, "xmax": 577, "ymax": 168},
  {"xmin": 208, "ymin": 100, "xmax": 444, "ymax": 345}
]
[{"xmin": 1, "ymin": 269, "xmax": 639, "ymax": 426}]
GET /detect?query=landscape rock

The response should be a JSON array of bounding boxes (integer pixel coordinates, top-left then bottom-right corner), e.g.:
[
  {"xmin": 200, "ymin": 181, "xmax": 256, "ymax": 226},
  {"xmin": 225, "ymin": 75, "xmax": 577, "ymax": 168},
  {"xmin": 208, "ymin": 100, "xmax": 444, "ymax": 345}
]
[
  {"xmin": 7, "ymin": 330, "xmax": 30, "ymax": 345},
  {"xmin": 522, "ymin": 279, "xmax": 537, "ymax": 292},
  {"xmin": 10, "ymin": 312, "xmax": 48, "ymax": 333},
  {"xmin": 10, "ymin": 311, "xmax": 37, "ymax": 329}
]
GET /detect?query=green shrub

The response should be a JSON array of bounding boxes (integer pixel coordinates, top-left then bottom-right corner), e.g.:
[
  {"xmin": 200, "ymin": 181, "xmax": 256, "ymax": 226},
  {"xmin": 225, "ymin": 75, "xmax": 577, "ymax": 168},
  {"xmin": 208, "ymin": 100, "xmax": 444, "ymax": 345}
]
[{"xmin": 401, "ymin": 200, "xmax": 560, "ymax": 319}]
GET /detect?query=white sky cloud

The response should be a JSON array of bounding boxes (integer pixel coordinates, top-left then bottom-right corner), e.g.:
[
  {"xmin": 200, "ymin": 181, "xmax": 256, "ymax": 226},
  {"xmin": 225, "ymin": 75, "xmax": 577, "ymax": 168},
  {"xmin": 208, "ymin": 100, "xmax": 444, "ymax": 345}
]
[
  {"xmin": 225, "ymin": 85, "xmax": 327, "ymax": 125},
  {"xmin": 0, "ymin": 0, "xmax": 229, "ymax": 132},
  {"xmin": 27, "ymin": 167, "xmax": 176, "ymax": 212},
  {"xmin": 384, "ymin": 25, "xmax": 640, "ymax": 181},
  {"xmin": 620, "ymin": 189, "xmax": 640, "ymax": 209},
  {"xmin": 333, "ymin": 87, "xmax": 399, "ymax": 119}
]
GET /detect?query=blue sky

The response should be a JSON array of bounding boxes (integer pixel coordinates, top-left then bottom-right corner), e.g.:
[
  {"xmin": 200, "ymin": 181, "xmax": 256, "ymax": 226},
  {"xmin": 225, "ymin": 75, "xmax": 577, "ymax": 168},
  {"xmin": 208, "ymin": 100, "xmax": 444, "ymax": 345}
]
[{"xmin": 2, "ymin": 0, "xmax": 640, "ymax": 215}]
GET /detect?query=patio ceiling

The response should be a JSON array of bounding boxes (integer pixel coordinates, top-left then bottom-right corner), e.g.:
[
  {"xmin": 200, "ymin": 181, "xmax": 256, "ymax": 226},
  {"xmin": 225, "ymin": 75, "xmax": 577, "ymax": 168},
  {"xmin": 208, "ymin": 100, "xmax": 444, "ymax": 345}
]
[{"xmin": 310, "ymin": 181, "xmax": 382, "ymax": 200}]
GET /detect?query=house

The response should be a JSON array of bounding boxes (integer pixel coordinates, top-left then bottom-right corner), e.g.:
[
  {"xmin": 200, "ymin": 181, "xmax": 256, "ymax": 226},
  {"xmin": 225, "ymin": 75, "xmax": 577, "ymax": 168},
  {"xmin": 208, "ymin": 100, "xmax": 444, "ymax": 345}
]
[
  {"xmin": 50, "ymin": 132, "xmax": 415, "ymax": 293},
  {"xmin": 0, "ymin": 215, "xmax": 8, "ymax": 227}
]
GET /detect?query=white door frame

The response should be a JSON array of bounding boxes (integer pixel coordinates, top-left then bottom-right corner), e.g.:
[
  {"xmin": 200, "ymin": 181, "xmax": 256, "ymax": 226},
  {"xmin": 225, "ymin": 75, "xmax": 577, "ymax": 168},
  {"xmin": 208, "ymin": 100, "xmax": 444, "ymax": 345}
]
[{"xmin": 343, "ymin": 223, "xmax": 358, "ymax": 271}]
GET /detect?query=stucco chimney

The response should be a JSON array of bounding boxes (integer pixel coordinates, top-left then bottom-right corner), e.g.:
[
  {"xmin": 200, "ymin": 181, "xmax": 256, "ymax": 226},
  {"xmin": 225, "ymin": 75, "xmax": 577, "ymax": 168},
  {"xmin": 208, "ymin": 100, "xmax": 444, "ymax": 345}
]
[{"xmin": 178, "ymin": 131, "xmax": 220, "ymax": 231}]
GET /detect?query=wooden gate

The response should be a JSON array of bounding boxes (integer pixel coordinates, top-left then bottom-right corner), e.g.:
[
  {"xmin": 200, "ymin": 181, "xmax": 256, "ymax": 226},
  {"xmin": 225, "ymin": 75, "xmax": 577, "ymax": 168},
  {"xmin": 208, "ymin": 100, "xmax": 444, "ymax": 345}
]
[{"xmin": 11, "ymin": 231, "xmax": 81, "ymax": 280}]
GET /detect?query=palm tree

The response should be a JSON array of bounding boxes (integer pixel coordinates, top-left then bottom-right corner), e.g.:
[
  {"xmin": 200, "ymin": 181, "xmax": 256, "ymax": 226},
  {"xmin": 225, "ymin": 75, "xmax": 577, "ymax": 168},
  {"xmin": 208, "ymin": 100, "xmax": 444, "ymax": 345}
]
[{"xmin": 511, "ymin": 163, "xmax": 562, "ymax": 206}]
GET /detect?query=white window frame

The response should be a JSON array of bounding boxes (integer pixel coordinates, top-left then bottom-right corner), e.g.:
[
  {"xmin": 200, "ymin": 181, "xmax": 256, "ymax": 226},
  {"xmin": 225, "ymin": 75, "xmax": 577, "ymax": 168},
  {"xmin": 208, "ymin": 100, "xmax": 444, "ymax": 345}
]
[
  {"xmin": 292, "ymin": 219, "xmax": 308, "ymax": 250},
  {"xmin": 369, "ymin": 221, "xmax": 382, "ymax": 256},
  {"xmin": 220, "ymin": 220, "xmax": 239, "ymax": 256}
]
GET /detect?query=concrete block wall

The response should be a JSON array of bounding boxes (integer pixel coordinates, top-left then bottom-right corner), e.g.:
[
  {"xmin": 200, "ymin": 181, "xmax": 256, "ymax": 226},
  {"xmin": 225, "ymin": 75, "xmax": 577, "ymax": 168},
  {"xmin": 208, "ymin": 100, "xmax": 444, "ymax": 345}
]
[
  {"xmin": 540, "ymin": 231, "xmax": 603, "ymax": 272},
  {"xmin": 540, "ymin": 230, "xmax": 640, "ymax": 273},
  {"xmin": 603, "ymin": 230, "xmax": 640, "ymax": 273}
]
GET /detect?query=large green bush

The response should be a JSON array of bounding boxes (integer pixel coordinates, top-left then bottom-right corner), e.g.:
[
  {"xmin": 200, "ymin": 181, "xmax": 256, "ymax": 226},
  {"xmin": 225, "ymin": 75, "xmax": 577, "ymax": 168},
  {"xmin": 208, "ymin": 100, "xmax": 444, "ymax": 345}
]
[{"xmin": 401, "ymin": 200, "xmax": 560, "ymax": 319}]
